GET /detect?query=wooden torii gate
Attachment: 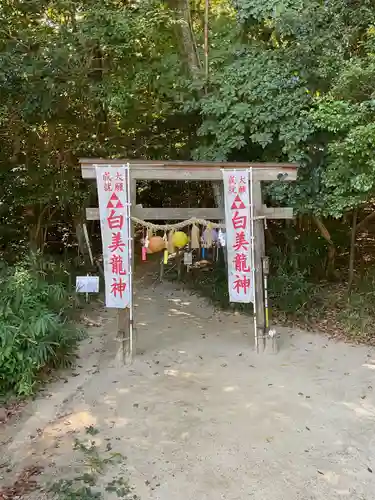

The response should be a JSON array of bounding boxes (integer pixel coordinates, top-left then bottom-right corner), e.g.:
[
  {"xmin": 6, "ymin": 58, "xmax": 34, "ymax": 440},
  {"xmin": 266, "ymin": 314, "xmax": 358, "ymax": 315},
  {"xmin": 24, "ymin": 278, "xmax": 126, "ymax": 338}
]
[{"xmin": 80, "ymin": 159, "xmax": 297, "ymax": 353}]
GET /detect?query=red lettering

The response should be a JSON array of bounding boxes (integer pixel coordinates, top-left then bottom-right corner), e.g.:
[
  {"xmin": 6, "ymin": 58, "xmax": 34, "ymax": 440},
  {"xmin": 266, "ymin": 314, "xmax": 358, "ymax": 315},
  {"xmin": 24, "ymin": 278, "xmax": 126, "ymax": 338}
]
[
  {"xmin": 108, "ymin": 232, "xmax": 126, "ymax": 252},
  {"xmin": 111, "ymin": 277, "xmax": 127, "ymax": 298},
  {"xmin": 103, "ymin": 171, "xmax": 112, "ymax": 192},
  {"xmin": 114, "ymin": 182, "xmax": 124, "ymax": 192},
  {"xmin": 232, "ymin": 211, "xmax": 247, "ymax": 230},
  {"xmin": 233, "ymin": 275, "xmax": 251, "ymax": 294},
  {"xmin": 233, "ymin": 253, "xmax": 250, "ymax": 273},
  {"xmin": 107, "ymin": 210, "xmax": 124, "ymax": 230},
  {"xmin": 110, "ymin": 254, "xmax": 127, "ymax": 275},
  {"xmin": 228, "ymin": 174, "xmax": 237, "ymax": 194},
  {"xmin": 233, "ymin": 231, "xmax": 249, "ymax": 251}
]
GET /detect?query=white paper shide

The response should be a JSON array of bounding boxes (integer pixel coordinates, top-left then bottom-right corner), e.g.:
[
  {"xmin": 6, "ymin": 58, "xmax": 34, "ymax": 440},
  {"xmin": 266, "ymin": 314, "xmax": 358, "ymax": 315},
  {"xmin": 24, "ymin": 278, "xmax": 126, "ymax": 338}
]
[
  {"xmin": 96, "ymin": 166, "xmax": 130, "ymax": 308},
  {"xmin": 222, "ymin": 170, "xmax": 254, "ymax": 303}
]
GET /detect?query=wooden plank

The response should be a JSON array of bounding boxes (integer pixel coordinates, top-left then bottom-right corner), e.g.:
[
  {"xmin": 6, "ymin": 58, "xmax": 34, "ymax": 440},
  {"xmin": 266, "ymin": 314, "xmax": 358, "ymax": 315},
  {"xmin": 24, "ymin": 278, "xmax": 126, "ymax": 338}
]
[
  {"xmin": 86, "ymin": 206, "xmax": 294, "ymax": 221},
  {"xmin": 262, "ymin": 206, "xmax": 293, "ymax": 219},
  {"xmin": 80, "ymin": 158, "xmax": 298, "ymax": 170},
  {"xmin": 87, "ymin": 207, "xmax": 223, "ymax": 221},
  {"xmin": 81, "ymin": 164, "xmax": 297, "ymax": 182}
]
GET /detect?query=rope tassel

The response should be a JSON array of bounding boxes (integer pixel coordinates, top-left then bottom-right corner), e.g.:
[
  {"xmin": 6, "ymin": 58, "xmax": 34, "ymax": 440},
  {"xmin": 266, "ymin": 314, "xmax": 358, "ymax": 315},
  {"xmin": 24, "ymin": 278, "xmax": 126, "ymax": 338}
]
[
  {"xmin": 190, "ymin": 224, "xmax": 200, "ymax": 249},
  {"xmin": 204, "ymin": 224, "xmax": 213, "ymax": 248},
  {"xmin": 167, "ymin": 230, "xmax": 175, "ymax": 253}
]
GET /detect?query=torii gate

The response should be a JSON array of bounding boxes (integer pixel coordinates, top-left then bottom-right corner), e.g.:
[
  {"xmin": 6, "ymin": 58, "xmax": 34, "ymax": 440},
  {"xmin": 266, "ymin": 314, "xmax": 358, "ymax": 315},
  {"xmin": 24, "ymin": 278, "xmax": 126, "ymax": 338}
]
[{"xmin": 80, "ymin": 159, "xmax": 297, "ymax": 356}]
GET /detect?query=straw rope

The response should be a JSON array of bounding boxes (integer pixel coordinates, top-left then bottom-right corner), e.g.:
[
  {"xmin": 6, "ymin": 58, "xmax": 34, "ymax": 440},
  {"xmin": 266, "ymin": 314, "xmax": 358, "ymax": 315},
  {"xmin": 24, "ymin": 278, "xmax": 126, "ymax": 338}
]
[
  {"xmin": 131, "ymin": 216, "xmax": 225, "ymax": 230},
  {"xmin": 130, "ymin": 215, "xmax": 266, "ymax": 231}
]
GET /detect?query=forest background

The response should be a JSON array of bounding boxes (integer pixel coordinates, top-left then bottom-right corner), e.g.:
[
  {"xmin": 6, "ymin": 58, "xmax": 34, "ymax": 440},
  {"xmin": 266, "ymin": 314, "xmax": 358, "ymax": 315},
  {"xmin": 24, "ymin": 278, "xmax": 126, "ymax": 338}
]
[{"xmin": 1, "ymin": 0, "xmax": 375, "ymax": 398}]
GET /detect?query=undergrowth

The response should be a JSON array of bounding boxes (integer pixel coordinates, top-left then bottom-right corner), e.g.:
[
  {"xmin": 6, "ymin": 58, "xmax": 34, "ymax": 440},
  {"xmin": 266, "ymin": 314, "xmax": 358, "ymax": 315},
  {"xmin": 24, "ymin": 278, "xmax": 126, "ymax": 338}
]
[
  {"xmin": 0, "ymin": 255, "xmax": 85, "ymax": 399},
  {"xmin": 172, "ymin": 247, "xmax": 375, "ymax": 345}
]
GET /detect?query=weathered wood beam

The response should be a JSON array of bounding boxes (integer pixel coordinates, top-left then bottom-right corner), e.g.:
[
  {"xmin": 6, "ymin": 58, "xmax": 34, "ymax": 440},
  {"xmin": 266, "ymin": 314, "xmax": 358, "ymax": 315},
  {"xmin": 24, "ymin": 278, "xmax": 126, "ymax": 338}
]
[
  {"xmin": 81, "ymin": 163, "xmax": 297, "ymax": 182},
  {"xmin": 86, "ymin": 206, "xmax": 293, "ymax": 221},
  {"xmin": 80, "ymin": 158, "xmax": 297, "ymax": 170},
  {"xmin": 262, "ymin": 206, "xmax": 293, "ymax": 219}
]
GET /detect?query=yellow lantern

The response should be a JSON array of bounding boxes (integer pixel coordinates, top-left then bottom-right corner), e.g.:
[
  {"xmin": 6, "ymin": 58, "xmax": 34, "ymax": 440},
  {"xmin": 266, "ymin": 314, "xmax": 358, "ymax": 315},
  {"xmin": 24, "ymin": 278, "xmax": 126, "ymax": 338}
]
[
  {"xmin": 172, "ymin": 231, "xmax": 188, "ymax": 248},
  {"xmin": 148, "ymin": 236, "xmax": 165, "ymax": 253}
]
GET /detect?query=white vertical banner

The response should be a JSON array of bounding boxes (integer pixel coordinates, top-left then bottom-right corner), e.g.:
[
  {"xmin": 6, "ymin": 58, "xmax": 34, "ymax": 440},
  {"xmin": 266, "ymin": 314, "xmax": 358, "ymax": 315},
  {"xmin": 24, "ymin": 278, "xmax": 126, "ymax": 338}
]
[
  {"xmin": 96, "ymin": 166, "xmax": 131, "ymax": 308},
  {"xmin": 222, "ymin": 170, "xmax": 254, "ymax": 303}
]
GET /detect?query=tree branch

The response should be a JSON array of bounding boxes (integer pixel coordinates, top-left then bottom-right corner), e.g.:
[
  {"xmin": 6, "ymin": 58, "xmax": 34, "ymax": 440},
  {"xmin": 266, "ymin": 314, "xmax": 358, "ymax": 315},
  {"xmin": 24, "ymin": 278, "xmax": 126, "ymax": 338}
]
[
  {"xmin": 312, "ymin": 215, "xmax": 334, "ymax": 245},
  {"xmin": 355, "ymin": 210, "xmax": 375, "ymax": 233}
]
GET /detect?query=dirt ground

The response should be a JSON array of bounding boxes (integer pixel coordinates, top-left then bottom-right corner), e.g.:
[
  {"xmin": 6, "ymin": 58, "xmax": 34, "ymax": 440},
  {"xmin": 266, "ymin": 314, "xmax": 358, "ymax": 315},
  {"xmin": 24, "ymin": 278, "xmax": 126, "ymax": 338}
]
[{"xmin": 2, "ymin": 276, "xmax": 375, "ymax": 499}]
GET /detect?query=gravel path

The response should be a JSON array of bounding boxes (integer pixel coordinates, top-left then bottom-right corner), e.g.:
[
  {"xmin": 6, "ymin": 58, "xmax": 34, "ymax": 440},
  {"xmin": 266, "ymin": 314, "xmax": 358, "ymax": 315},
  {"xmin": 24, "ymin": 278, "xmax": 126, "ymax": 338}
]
[{"xmin": 2, "ymin": 279, "xmax": 375, "ymax": 499}]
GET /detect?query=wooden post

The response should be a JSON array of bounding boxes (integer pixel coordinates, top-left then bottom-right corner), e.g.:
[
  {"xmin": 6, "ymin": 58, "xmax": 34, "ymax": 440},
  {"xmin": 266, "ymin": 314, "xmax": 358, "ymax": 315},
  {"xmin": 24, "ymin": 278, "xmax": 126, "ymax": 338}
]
[
  {"xmin": 130, "ymin": 177, "xmax": 136, "ymax": 357},
  {"xmin": 117, "ymin": 308, "xmax": 131, "ymax": 364},
  {"xmin": 177, "ymin": 250, "xmax": 182, "ymax": 280},
  {"xmin": 160, "ymin": 257, "xmax": 165, "ymax": 282},
  {"xmin": 117, "ymin": 176, "xmax": 136, "ymax": 365},
  {"xmin": 212, "ymin": 181, "xmax": 227, "ymax": 269},
  {"xmin": 253, "ymin": 181, "xmax": 266, "ymax": 351}
]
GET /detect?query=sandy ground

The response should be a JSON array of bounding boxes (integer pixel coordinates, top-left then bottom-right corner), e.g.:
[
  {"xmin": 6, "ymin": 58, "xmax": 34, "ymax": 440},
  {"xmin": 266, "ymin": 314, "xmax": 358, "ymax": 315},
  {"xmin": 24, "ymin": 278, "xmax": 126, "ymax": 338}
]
[{"xmin": 1, "ymin": 277, "xmax": 375, "ymax": 499}]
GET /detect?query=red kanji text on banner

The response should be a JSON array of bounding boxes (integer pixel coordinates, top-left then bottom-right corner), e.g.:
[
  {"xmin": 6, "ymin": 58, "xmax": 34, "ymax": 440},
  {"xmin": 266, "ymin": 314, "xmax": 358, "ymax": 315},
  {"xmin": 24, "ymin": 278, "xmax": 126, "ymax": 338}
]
[
  {"xmin": 222, "ymin": 170, "xmax": 254, "ymax": 304},
  {"xmin": 96, "ymin": 166, "xmax": 131, "ymax": 308}
]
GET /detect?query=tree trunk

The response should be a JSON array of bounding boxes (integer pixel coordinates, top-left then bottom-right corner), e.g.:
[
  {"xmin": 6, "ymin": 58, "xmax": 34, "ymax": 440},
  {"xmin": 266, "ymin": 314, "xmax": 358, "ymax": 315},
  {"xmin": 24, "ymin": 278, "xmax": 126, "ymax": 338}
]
[
  {"xmin": 167, "ymin": 0, "xmax": 201, "ymax": 74},
  {"xmin": 348, "ymin": 208, "xmax": 358, "ymax": 293},
  {"xmin": 27, "ymin": 204, "xmax": 49, "ymax": 254},
  {"xmin": 313, "ymin": 215, "xmax": 336, "ymax": 277},
  {"xmin": 285, "ymin": 219, "xmax": 297, "ymax": 270},
  {"xmin": 355, "ymin": 208, "xmax": 375, "ymax": 233},
  {"xmin": 74, "ymin": 218, "xmax": 87, "ymax": 257}
]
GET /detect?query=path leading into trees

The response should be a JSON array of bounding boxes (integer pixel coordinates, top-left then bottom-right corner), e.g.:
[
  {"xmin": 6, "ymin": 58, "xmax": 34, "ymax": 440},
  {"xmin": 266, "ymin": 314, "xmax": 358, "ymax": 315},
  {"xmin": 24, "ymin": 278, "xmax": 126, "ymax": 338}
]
[{"xmin": 2, "ymin": 276, "xmax": 375, "ymax": 499}]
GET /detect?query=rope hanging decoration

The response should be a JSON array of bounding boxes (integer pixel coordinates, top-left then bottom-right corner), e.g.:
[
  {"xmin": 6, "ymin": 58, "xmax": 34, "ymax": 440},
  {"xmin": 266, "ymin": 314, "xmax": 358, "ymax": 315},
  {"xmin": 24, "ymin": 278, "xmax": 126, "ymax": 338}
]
[
  {"xmin": 135, "ymin": 213, "xmax": 268, "ymax": 267},
  {"xmin": 136, "ymin": 214, "xmax": 267, "ymax": 263}
]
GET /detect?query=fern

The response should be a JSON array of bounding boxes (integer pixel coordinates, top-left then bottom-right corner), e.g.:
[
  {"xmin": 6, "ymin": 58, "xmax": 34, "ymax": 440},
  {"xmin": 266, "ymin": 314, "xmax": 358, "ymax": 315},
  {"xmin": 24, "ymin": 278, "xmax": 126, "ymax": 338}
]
[{"xmin": 0, "ymin": 259, "xmax": 84, "ymax": 398}]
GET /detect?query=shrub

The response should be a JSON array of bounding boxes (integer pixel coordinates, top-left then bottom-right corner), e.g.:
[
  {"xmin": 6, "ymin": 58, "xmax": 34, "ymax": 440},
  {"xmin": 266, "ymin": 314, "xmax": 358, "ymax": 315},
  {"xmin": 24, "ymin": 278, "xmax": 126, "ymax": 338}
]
[
  {"xmin": 0, "ymin": 260, "xmax": 84, "ymax": 398},
  {"xmin": 268, "ymin": 262, "xmax": 318, "ymax": 316}
]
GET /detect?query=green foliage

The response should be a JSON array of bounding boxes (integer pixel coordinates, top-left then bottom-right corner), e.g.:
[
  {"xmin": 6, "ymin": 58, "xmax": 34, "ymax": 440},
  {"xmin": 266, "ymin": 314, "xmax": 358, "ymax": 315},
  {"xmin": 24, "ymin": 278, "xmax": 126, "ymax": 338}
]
[
  {"xmin": 0, "ymin": 259, "xmax": 83, "ymax": 398},
  {"xmin": 2, "ymin": 0, "xmax": 375, "ymax": 346},
  {"xmin": 311, "ymin": 52, "xmax": 375, "ymax": 217},
  {"xmin": 172, "ymin": 237, "xmax": 321, "ymax": 318},
  {"xmin": 0, "ymin": 0, "xmax": 192, "ymax": 255},
  {"xmin": 177, "ymin": 232, "xmax": 375, "ymax": 344},
  {"xmin": 192, "ymin": 47, "xmax": 312, "ymax": 161},
  {"xmin": 266, "ymin": 242, "xmax": 321, "ymax": 315},
  {"xmin": 2, "ymin": 0, "xmax": 375, "ymax": 246}
]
